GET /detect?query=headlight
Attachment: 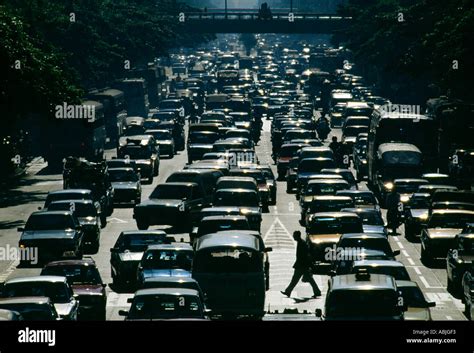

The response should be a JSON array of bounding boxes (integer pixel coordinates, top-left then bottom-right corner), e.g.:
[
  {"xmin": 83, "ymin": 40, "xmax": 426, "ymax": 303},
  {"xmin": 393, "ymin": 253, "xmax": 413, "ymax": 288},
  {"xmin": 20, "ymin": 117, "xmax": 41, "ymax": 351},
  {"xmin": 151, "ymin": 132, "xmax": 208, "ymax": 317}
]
[
  {"xmin": 362, "ymin": 160, "xmax": 367, "ymax": 164},
  {"xmin": 384, "ymin": 182, "xmax": 394, "ymax": 190},
  {"xmin": 419, "ymin": 213, "xmax": 429, "ymax": 220},
  {"xmin": 400, "ymin": 195, "xmax": 410, "ymax": 203}
]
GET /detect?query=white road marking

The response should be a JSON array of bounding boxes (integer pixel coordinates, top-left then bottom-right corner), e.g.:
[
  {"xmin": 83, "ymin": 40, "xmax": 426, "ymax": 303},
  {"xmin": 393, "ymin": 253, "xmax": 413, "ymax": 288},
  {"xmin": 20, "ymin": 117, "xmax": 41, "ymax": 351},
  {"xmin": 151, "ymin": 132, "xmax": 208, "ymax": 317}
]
[
  {"xmin": 108, "ymin": 217, "xmax": 128, "ymax": 224},
  {"xmin": 402, "ymin": 250, "xmax": 410, "ymax": 257},
  {"xmin": 0, "ymin": 260, "xmax": 19, "ymax": 282},
  {"xmin": 446, "ymin": 316, "xmax": 453, "ymax": 320},
  {"xmin": 406, "ymin": 257, "xmax": 415, "ymax": 265},
  {"xmin": 419, "ymin": 276, "xmax": 444, "ymax": 289},
  {"xmin": 414, "ymin": 266, "xmax": 422, "ymax": 275},
  {"xmin": 396, "ymin": 241, "xmax": 404, "ymax": 249}
]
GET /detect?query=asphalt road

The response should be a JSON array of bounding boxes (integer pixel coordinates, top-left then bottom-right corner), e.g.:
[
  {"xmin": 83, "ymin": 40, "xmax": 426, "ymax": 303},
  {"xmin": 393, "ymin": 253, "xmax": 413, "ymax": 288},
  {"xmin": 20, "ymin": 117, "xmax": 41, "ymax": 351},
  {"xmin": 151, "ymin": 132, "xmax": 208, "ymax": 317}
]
[{"xmin": 0, "ymin": 119, "xmax": 467, "ymax": 320}]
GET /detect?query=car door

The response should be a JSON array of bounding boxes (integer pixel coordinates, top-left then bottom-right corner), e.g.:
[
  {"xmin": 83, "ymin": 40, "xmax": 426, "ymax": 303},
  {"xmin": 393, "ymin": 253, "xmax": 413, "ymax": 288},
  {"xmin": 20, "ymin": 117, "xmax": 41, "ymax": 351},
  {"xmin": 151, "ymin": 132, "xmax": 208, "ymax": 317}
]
[{"xmin": 187, "ymin": 186, "xmax": 206, "ymax": 223}]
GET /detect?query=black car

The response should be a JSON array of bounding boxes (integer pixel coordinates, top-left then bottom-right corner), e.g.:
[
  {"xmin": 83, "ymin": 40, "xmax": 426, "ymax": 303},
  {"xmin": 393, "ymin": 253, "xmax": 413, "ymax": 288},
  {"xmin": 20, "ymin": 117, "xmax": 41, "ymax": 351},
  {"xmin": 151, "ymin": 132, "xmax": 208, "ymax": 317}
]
[
  {"xmin": 44, "ymin": 189, "xmax": 106, "ymax": 226},
  {"xmin": 18, "ymin": 211, "xmax": 85, "ymax": 265},
  {"xmin": 118, "ymin": 135, "xmax": 159, "ymax": 183},
  {"xmin": 192, "ymin": 215, "xmax": 251, "ymax": 243},
  {"xmin": 187, "ymin": 130, "xmax": 220, "ymax": 164},
  {"xmin": 403, "ymin": 193, "xmax": 431, "ymax": 240},
  {"xmin": 41, "ymin": 259, "xmax": 107, "ymax": 320},
  {"xmin": 446, "ymin": 224, "xmax": 474, "ymax": 293},
  {"xmin": 462, "ymin": 264, "xmax": 474, "ymax": 320},
  {"xmin": 133, "ymin": 182, "xmax": 210, "ymax": 231},
  {"xmin": 47, "ymin": 200, "xmax": 101, "ymax": 254},
  {"xmin": 145, "ymin": 129, "xmax": 175, "ymax": 157},
  {"xmin": 110, "ymin": 230, "xmax": 174, "ymax": 287},
  {"xmin": 108, "ymin": 168, "xmax": 141, "ymax": 205}
]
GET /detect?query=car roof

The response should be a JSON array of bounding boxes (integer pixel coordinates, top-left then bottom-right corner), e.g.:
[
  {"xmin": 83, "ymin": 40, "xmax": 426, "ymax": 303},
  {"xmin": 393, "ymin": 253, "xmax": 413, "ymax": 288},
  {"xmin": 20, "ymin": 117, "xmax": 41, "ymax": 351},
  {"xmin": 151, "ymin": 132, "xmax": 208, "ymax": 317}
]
[
  {"xmin": 49, "ymin": 189, "xmax": 91, "ymax": 195},
  {"xmin": 159, "ymin": 182, "xmax": 198, "ymax": 188},
  {"xmin": 330, "ymin": 274, "xmax": 397, "ymax": 291},
  {"xmin": 134, "ymin": 288, "xmax": 200, "ymax": 297},
  {"xmin": 200, "ymin": 215, "xmax": 248, "ymax": 222},
  {"xmin": 394, "ymin": 178, "xmax": 428, "ymax": 184},
  {"xmin": 0, "ymin": 297, "xmax": 52, "ymax": 305},
  {"xmin": 215, "ymin": 188, "xmax": 257, "ymax": 194},
  {"xmin": 310, "ymin": 212, "xmax": 359, "ymax": 219},
  {"xmin": 340, "ymin": 232, "xmax": 387, "ymax": 240},
  {"xmin": 341, "ymin": 208, "xmax": 380, "ymax": 214},
  {"xmin": 43, "ymin": 258, "xmax": 96, "ymax": 267},
  {"xmin": 217, "ymin": 176, "xmax": 256, "ymax": 183},
  {"xmin": 143, "ymin": 277, "xmax": 198, "ymax": 284},
  {"xmin": 120, "ymin": 230, "xmax": 168, "ymax": 236},
  {"xmin": 146, "ymin": 243, "xmax": 193, "ymax": 251},
  {"xmin": 196, "ymin": 232, "xmax": 260, "ymax": 251},
  {"xmin": 431, "ymin": 209, "xmax": 474, "ymax": 216},
  {"xmin": 336, "ymin": 190, "xmax": 374, "ymax": 195},
  {"xmin": 30, "ymin": 210, "xmax": 73, "ymax": 217},
  {"xmin": 312, "ymin": 196, "xmax": 353, "ymax": 201},
  {"xmin": 307, "ymin": 179, "xmax": 348, "ymax": 185},
  {"xmin": 352, "ymin": 260, "xmax": 405, "ymax": 267},
  {"xmin": 378, "ymin": 143, "xmax": 421, "ymax": 154},
  {"xmin": 5, "ymin": 276, "xmax": 67, "ymax": 284},
  {"xmin": 395, "ymin": 280, "xmax": 420, "ymax": 289},
  {"xmin": 108, "ymin": 168, "xmax": 136, "ymax": 173}
]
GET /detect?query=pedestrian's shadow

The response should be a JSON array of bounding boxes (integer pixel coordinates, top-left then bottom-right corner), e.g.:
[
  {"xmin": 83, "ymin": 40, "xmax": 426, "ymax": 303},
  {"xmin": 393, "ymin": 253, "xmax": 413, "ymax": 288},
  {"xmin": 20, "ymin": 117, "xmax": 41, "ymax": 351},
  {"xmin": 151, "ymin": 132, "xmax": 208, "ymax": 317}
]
[{"xmin": 293, "ymin": 297, "xmax": 311, "ymax": 303}]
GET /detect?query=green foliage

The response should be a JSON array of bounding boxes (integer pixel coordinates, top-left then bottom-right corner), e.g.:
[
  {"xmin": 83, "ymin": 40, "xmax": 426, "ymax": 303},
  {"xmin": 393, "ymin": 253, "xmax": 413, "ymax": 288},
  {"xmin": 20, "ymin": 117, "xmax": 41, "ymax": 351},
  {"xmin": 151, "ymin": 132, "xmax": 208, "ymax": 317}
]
[{"xmin": 334, "ymin": 0, "xmax": 473, "ymax": 102}]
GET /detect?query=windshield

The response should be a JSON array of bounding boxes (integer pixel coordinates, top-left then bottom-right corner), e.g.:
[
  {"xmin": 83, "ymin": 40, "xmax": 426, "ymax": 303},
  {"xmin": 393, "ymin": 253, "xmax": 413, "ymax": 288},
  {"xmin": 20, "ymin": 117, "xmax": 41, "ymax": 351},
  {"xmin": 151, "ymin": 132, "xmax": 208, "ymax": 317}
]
[
  {"xmin": 4, "ymin": 282, "xmax": 71, "ymax": 303},
  {"xmin": 399, "ymin": 286, "xmax": 427, "ymax": 307},
  {"xmin": 395, "ymin": 182, "xmax": 426, "ymax": 193},
  {"xmin": 351, "ymin": 265, "xmax": 410, "ymax": 280},
  {"xmin": 198, "ymin": 220, "xmax": 249, "ymax": 236},
  {"xmin": 128, "ymin": 294, "xmax": 202, "ymax": 320},
  {"xmin": 344, "ymin": 126, "xmax": 369, "ymax": 137},
  {"xmin": 308, "ymin": 218, "xmax": 362, "ymax": 234},
  {"xmin": 142, "ymin": 250, "xmax": 193, "ymax": 271},
  {"xmin": 120, "ymin": 146, "xmax": 152, "ymax": 159},
  {"xmin": 326, "ymin": 290, "xmax": 399, "ymax": 317},
  {"xmin": 116, "ymin": 234, "xmax": 168, "ymax": 252},
  {"xmin": 356, "ymin": 211, "xmax": 384, "ymax": 225},
  {"xmin": 339, "ymin": 238, "xmax": 391, "ymax": 253},
  {"xmin": 214, "ymin": 192, "xmax": 259, "ymax": 207},
  {"xmin": 189, "ymin": 132, "xmax": 219, "ymax": 144},
  {"xmin": 299, "ymin": 160, "xmax": 335, "ymax": 173},
  {"xmin": 194, "ymin": 248, "xmax": 262, "ymax": 273},
  {"xmin": 150, "ymin": 185, "xmax": 191, "ymax": 200},
  {"xmin": 150, "ymin": 131, "xmax": 172, "ymax": 140},
  {"xmin": 306, "ymin": 183, "xmax": 346, "ymax": 196},
  {"xmin": 217, "ymin": 181, "xmax": 256, "ymax": 191},
  {"xmin": 408, "ymin": 197, "xmax": 430, "ymax": 208},
  {"xmin": 109, "ymin": 169, "xmax": 138, "ymax": 182},
  {"xmin": 309, "ymin": 200, "xmax": 354, "ymax": 213},
  {"xmin": 279, "ymin": 146, "xmax": 301, "ymax": 158},
  {"xmin": 41, "ymin": 265, "xmax": 102, "ymax": 285},
  {"xmin": 0, "ymin": 303, "xmax": 57, "ymax": 321},
  {"xmin": 47, "ymin": 203, "xmax": 96, "ymax": 218},
  {"xmin": 25, "ymin": 214, "xmax": 76, "ymax": 231},
  {"xmin": 428, "ymin": 214, "xmax": 474, "ymax": 228}
]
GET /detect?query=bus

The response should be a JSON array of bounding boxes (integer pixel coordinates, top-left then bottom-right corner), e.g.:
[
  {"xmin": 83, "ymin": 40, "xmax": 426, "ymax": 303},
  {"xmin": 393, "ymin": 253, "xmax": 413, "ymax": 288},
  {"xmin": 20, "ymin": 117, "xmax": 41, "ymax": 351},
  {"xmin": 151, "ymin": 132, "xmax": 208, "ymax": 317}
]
[
  {"xmin": 367, "ymin": 108, "xmax": 438, "ymax": 187},
  {"xmin": 42, "ymin": 100, "xmax": 106, "ymax": 167}
]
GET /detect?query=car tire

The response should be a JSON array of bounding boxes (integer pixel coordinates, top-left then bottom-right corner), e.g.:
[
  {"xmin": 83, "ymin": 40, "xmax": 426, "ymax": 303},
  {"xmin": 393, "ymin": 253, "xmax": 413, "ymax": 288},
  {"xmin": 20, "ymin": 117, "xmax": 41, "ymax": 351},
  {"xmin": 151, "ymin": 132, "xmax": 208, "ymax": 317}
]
[
  {"xmin": 466, "ymin": 301, "xmax": 472, "ymax": 320},
  {"xmin": 153, "ymin": 164, "xmax": 159, "ymax": 177},
  {"xmin": 148, "ymin": 175, "xmax": 154, "ymax": 184},
  {"xmin": 420, "ymin": 246, "xmax": 432, "ymax": 266},
  {"xmin": 136, "ymin": 221, "xmax": 149, "ymax": 230},
  {"xmin": 90, "ymin": 238, "xmax": 100, "ymax": 254}
]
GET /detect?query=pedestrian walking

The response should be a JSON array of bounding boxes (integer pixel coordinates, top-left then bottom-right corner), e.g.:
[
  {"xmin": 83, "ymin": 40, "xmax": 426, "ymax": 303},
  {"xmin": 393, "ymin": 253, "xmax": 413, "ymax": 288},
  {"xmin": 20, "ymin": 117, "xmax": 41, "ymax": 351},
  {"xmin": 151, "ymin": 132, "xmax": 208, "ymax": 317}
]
[{"xmin": 281, "ymin": 231, "xmax": 321, "ymax": 298}]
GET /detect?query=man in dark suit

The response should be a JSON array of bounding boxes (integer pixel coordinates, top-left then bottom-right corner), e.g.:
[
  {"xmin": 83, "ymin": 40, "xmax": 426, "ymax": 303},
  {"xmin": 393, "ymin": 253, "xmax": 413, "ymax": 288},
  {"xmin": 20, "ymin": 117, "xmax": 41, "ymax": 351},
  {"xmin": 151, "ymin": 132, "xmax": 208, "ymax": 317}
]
[{"xmin": 281, "ymin": 231, "xmax": 321, "ymax": 298}]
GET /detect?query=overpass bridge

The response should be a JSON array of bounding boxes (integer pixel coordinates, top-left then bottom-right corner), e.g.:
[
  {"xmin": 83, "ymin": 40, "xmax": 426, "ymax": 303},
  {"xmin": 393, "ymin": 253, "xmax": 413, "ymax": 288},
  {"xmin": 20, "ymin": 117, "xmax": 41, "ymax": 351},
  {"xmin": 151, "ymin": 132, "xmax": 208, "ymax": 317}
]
[{"xmin": 175, "ymin": 9, "xmax": 352, "ymax": 34}]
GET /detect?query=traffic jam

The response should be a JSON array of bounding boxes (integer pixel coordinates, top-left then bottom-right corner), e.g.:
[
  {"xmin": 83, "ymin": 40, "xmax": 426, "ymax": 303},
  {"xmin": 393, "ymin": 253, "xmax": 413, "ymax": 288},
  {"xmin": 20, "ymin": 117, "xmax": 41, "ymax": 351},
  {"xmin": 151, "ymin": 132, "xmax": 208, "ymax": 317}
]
[{"xmin": 1, "ymin": 33, "xmax": 474, "ymax": 321}]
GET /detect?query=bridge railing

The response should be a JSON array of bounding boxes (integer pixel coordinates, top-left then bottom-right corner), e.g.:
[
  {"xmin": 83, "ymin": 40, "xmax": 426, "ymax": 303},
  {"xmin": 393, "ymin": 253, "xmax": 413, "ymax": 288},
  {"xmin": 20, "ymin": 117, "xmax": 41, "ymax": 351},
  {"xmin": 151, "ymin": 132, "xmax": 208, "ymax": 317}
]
[{"xmin": 183, "ymin": 12, "xmax": 352, "ymax": 21}]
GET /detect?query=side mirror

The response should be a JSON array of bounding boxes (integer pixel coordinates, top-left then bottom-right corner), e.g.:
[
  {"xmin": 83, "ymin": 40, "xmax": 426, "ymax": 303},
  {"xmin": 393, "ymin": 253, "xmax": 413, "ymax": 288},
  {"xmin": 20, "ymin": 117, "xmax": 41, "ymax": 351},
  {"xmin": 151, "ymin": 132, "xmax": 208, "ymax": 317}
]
[
  {"xmin": 38, "ymin": 207, "xmax": 42, "ymax": 211},
  {"xmin": 102, "ymin": 283, "xmax": 107, "ymax": 288},
  {"xmin": 127, "ymin": 298, "xmax": 134, "ymax": 304},
  {"xmin": 118, "ymin": 310, "xmax": 129, "ymax": 317},
  {"xmin": 392, "ymin": 249, "xmax": 400, "ymax": 257},
  {"xmin": 265, "ymin": 247, "xmax": 273, "ymax": 252},
  {"xmin": 17, "ymin": 227, "xmax": 24, "ymax": 232},
  {"xmin": 328, "ymin": 270, "xmax": 336, "ymax": 277},
  {"xmin": 315, "ymin": 308, "xmax": 322, "ymax": 318},
  {"xmin": 110, "ymin": 248, "xmax": 118, "ymax": 253},
  {"xmin": 427, "ymin": 301, "xmax": 436, "ymax": 308}
]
